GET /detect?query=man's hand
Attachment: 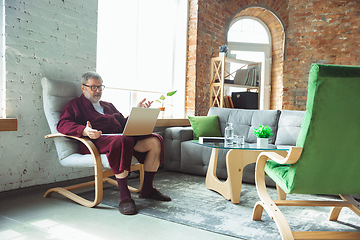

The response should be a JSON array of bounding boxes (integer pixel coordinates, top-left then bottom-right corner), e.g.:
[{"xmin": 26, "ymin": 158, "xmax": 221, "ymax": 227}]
[
  {"xmin": 82, "ymin": 121, "xmax": 102, "ymax": 139},
  {"xmin": 137, "ymin": 98, "xmax": 153, "ymax": 108}
]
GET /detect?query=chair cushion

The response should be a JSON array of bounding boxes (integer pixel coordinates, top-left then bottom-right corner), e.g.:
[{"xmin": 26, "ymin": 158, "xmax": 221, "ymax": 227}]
[
  {"xmin": 43, "ymin": 77, "xmax": 82, "ymax": 97},
  {"xmin": 266, "ymin": 64, "xmax": 360, "ymax": 195},
  {"xmin": 42, "ymin": 77, "xmax": 83, "ymax": 160},
  {"xmin": 188, "ymin": 115, "xmax": 222, "ymax": 140},
  {"xmin": 60, "ymin": 154, "xmax": 138, "ymax": 169},
  {"xmin": 265, "ymin": 160, "xmax": 295, "ymax": 193}
]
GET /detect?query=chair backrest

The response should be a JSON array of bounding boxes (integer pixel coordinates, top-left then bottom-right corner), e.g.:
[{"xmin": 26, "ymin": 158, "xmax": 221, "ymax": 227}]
[
  {"xmin": 288, "ymin": 64, "xmax": 360, "ymax": 194},
  {"xmin": 41, "ymin": 77, "xmax": 82, "ymax": 161}
]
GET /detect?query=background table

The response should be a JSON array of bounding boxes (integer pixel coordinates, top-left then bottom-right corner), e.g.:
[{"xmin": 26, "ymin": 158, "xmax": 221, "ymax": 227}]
[{"xmin": 192, "ymin": 141, "xmax": 289, "ymax": 204}]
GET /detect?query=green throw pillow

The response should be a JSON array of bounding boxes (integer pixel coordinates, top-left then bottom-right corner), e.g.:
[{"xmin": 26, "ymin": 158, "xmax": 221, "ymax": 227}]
[{"xmin": 188, "ymin": 115, "xmax": 222, "ymax": 140}]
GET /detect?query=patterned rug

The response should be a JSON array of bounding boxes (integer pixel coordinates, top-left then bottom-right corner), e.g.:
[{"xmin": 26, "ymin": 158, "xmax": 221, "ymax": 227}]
[{"xmin": 83, "ymin": 171, "xmax": 360, "ymax": 240}]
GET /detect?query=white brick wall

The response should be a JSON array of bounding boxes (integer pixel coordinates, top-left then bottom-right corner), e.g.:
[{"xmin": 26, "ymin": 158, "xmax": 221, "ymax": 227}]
[{"xmin": 0, "ymin": 0, "xmax": 98, "ymax": 192}]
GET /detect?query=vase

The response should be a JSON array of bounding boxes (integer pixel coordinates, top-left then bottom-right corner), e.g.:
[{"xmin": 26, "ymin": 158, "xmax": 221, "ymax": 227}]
[
  {"xmin": 257, "ymin": 138, "xmax": 268, "ymax": 148},
  {"xmin": 219, "ymin": 52, "xmax": 226, "ymax": 57},
  {"xmin": 159, "ymin": 107, "xmax": 165, "ymax": 119}
]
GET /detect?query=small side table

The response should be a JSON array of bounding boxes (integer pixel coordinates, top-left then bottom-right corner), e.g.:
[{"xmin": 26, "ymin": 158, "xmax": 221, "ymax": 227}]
[{"xmin": 192, "ymin": 141, "xmax": 289, "ymax": 204}]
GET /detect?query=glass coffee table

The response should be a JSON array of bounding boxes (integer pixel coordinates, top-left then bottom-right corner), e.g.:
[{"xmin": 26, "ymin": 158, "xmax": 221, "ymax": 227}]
[{"xmin": 192, "ymin": 140, "xmax": 290, "ymax": 204}]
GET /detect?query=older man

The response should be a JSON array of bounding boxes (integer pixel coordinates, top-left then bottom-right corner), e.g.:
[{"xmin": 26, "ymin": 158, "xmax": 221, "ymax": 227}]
[{"xmin": 57, "ymin": 72, "xmax": 171, "ymax": 215}]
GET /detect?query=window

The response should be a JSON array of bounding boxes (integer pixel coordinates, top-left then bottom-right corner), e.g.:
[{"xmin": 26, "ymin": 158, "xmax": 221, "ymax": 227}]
[
  {"xmin": 228, "ymin": 18, "xmax": 269, "ymax": 44},
  {"xmin": 227, "ymin": 17, "xmax": 272, "ymax": 110},
  {"xmin": 96, "ymin": 0, "xmax": 188, "ymax": 117}
]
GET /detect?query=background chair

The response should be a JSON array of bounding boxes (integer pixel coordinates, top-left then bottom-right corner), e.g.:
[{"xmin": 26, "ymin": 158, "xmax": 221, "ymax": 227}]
[
  {"xmin": 41, "ymin": 77, "xmax": 144, "ymax": 208},
  {"xmin": 252, "ymin": 64, "xmax": 360, "ymax": 240}
]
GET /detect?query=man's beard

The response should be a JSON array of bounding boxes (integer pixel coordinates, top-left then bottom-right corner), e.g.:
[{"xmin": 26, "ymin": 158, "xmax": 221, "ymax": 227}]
[{"xmin": 84, "ymin": 90, "xmax": 101, "ymax": 103}]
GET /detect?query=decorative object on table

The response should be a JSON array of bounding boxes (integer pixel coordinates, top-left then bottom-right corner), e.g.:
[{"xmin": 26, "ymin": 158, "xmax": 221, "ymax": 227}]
[
  {"xmin": 155, "ymin": 90, "xmax": 177, "ymax": 118},
  {"xmin": 253, "ymin": 124, "xmax": 274, "ymax": 148},
  {"xmin": 224, "ymin": 122, "xmax": 234, "ymax": 145},
  {"xmin": 234, "ymin": 135, "xmax": 245, "ymax": 146},
  {"xmin": 188, "ymin": 115, "xmax": 222, "ymax": 140},
  {"xmin": 198, "ymin": 136, "xmax": 224, "ymax": 144},
  {"xmin": 219, "ymin": 44, "xmax": 228, "ymax": 57},
  {"xmin": 228, "ymin": 53, "xmax": 236, "ymax": 59}
]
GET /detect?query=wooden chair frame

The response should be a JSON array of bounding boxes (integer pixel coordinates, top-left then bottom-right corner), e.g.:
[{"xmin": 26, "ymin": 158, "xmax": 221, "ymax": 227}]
[
  {"xmin": 252, "ymin": 147, "xmax": 360, "ymax": 240},
  {"xmin": 44, "ymin": 133, "xmax": 144, "ymax": 208}
]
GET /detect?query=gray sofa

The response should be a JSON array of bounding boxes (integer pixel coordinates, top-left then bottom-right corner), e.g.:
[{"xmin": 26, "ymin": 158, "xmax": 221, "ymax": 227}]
[{"xmin": 164, "ymin": 107, "xmax": 305, "ymax": 187}]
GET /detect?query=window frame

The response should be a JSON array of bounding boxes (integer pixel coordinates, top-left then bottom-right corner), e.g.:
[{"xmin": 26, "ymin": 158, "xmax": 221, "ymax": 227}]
[
  {"xmin": 96, "ymin": 0, "xmax": 188, "ymax": 118},
  {"xmin": 227, "ymin": 17, "xmax": 272, "ymax": 110}
]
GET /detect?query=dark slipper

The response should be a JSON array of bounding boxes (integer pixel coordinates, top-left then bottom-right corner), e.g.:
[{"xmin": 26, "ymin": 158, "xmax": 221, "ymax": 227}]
[
  {"xmin": 119, "ymin": 198, "xmax": 137, "ymax": 215},
  {"xmin": 139, "ymin": 188, "xmax": 171, "ymax": 201}
]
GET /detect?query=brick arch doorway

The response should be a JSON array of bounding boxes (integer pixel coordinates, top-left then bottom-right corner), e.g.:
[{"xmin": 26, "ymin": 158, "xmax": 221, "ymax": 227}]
[{"xmin": 228, "ymin": 7, "xmax": 285, "ymax": 110}]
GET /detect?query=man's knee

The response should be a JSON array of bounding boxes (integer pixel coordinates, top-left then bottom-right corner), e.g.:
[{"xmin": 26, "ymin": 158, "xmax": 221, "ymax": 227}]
[
  {"xmin": 148, "ymin": 136, "xmax": 161, "ymax": 152},
  {"xmin": 134, "ymin": 136, "xmax": 161, "ymax": 153},
  {"xmin": 153, "ymin": 136, "xmax": 161, "ymax": 146}
]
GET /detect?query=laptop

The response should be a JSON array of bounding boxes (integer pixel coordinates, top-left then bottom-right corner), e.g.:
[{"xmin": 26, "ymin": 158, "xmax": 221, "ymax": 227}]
[{"xmin": 103, "ymin": 107, "xmax": 160, "ymax": 136}]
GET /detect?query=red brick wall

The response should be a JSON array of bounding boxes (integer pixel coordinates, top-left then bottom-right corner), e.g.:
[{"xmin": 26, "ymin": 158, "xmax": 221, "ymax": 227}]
[
  {"xmin": 186, "ymin": 0, "xmax": 231, "ymax": 116},
  {"xmin": 283, "ymin": 0, "xmax": 360, "ymax": 110},
  {"xmin": 186, "ymin": 0, "xmax": 360, "ymax": 115},
  {"xmin": 185, "ymin": 0, "xmax": 198, "ymax": 116}
]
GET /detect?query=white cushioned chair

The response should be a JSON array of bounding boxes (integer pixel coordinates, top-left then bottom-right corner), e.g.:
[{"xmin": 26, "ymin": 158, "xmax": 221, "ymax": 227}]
[{"xmin": 41, "ymin": 77, "xmax": 144, "ymax": 208}]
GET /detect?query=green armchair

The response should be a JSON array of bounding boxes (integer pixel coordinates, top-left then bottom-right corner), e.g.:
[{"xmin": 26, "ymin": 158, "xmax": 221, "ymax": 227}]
[{"xmin": 252, "ymin": 64, "xmax": 360, "ymax": 240}]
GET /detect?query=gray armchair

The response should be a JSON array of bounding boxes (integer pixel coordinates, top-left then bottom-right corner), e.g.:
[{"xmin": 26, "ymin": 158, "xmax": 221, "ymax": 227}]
[{"xmin": 41, "ymin": 77, "xmax": 143, "ymax": 208}]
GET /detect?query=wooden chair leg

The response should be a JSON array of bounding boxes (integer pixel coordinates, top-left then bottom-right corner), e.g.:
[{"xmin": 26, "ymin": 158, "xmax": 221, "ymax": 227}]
[
  {"xmin": 44, "ymin": 172, "xmax": 104, "ymax": 208},
  {"xmin": 276, "ymin": 184, "xmax": 287, "ymax": 200},
  {"xmin": 330, "ymin": 195, "xmax": 360, "ymax": 221},
  {"xmin": 44, "ymin": 134, "xmax": 144, "ymax": 207},
  {"xmin": 44, "ymin": 164, "xmax": 144, "ymax": 207},
  {"xmin": 252, "ymin": 201, "xmax": 264, "ymax": 220},
  {"xmin": 254, "ymin": 150, "xmax": 360, "ymax": 239},
  {"xmin": 254, "ymin": 154, "xmax": 295, "ymax": 240},
  {"xmin": 329, "ymin": 206, "xmax": 343, "ymax": 221}
]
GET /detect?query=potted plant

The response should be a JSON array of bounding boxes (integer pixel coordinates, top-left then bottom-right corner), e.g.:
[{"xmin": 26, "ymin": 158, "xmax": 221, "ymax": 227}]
[
  {"xmin": 156, "ymin": 90, "xmax": 177, "ymax": 117},
  {"xmin": 219, "ymin": 44, "xmax": 229, "ymax": 57},
  {"xmin": 253, "ymin": 124, "xmax": 274, "ymax": 148}
]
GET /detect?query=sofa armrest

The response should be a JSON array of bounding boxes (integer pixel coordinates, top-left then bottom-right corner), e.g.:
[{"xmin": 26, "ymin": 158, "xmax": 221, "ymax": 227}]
[
  {"xmin": 165, "ymin": 126, "xmax": 193, "ymax": 141},
  {"xmin": 164, "ymin": 126, "xmax": 193, "ymax": 171}
]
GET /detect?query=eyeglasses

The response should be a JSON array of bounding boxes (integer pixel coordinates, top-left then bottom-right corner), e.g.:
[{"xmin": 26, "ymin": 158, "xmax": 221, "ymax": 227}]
[{"xmin": 83, "ymin": 84, "xmax": 105, "ymax": 91}]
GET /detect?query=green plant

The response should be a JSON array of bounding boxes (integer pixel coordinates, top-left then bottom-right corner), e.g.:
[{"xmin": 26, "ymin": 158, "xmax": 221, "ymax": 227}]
[
  {"xmin": 156, "ymin": 90, "xmax": 177, "ymax": 108},
  {"xmin": 253, "ymin": 125, "xmax": 274, "ymax": 138},
  {"xmin": 219, "ymin": 44, "xmax": 229, "ymax": 53}
]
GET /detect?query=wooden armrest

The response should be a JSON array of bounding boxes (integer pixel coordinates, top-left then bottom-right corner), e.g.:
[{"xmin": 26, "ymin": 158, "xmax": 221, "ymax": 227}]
[
  {"xmin": 254, "ymin": 147, "xmax": 303, "ymax": 219},
  {"xmin": 44, "ymin": 132, "xmax": 100, "ymax": 159},
  {"xmin": 257, "ymin": 147, "xmax": 303, "ymax": 165},
  {"xmin": 45, "ymin": 132, "xmax": 87, "ymax": 144},
  {"xmin": 45, "ymin": 132, "xmax": 67, "ymax": 138}
]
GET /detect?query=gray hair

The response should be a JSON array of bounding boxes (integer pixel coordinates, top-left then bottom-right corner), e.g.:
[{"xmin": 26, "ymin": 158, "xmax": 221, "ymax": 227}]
[{"xmin": 81, "ymin": 72, "xmax": 103, "ymax": 84}]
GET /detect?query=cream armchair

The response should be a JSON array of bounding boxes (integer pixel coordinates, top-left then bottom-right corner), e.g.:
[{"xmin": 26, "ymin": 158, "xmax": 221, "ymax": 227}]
[{"xmin": 41, "ymin": 77, "xmax": 143, "ymax": 208}]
